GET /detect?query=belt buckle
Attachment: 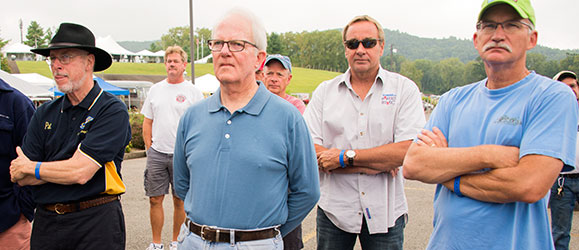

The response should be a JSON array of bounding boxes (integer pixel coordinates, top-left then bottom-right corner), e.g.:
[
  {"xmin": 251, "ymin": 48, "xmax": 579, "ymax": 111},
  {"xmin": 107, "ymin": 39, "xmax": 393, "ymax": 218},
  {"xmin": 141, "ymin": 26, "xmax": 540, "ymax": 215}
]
[
  {"xmin": 200, "ymin": 225, "xmax": 208, "ymax": 241},
  {"xmin": 54, "ymin": 203, "xmax": 65, "ymax": 215}
]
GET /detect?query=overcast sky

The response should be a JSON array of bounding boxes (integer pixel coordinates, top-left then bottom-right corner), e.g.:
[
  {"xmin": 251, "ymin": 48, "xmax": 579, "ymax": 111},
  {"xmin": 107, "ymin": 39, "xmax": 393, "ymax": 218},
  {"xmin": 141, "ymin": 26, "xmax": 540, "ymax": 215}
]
[{"xmin": 2, "ymin": 0, "xmax": 577, "ymax": 51}]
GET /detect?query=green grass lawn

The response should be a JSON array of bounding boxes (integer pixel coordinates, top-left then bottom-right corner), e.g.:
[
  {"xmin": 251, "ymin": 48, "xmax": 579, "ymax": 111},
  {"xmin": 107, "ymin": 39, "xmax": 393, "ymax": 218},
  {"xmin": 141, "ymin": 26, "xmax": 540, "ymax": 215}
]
[{"xmin": 16, "ymin": 61, "xmax": 340, "ymax": 95}]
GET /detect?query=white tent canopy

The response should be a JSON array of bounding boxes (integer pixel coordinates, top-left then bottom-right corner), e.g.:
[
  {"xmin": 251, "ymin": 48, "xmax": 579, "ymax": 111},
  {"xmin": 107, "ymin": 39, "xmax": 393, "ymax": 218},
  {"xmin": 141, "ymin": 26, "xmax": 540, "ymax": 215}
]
[
  {"xmin": 96, "ymin": 36, "xmax": 135, "ymax": 56},
  {"xmin": 195, "ymin": 74, "xmax": 220, "ymax": 95},
  {"xmin": 0, "ymin": 70, "xmax": 53, "ymax": 99},
  {"xmin": 136, "ymin": 49, "xmax": 157, "ymax": 57},
  {"xmin": 194, "ymin": 54, "xmax": 212, "ymax": 64},
  {"xmin": 2, "ymin": 43, "xmax": 36, "ymax": 61},
  {"xmin": 2, "ymin": 43, "xmax": 33, "ymax": 53},
  {"xmin": 12, "ymin": 73, "xmax": 55, "ymax": 90}
]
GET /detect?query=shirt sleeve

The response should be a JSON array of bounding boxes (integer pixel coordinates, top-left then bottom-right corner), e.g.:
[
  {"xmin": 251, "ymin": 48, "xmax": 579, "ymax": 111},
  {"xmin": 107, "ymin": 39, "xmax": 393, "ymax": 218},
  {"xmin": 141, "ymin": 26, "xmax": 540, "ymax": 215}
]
[
  {"xmin": 173, "ymin": 110, "xmax": 190, "ymax": 201},
  {"xmin": 141, "ymin": 87, "xmax": 154, "ymax": 119},
  {"xmin": 281, "ymin": 115, "xmax": 320, "ymax": 236},
  {"xmin": 79, "ymin": 101, "xmax": 131, "ymax": 166},
  {"xmin": 394, "ymin": 79, "xmax": 426, "ymax": 142},
  {"xmin": 303, "ymin": 82, "xmax": 325, "ymax": 145},
  {"xmin": 519, "ymin": 87, "xmax": 578, "ymax": 171}
]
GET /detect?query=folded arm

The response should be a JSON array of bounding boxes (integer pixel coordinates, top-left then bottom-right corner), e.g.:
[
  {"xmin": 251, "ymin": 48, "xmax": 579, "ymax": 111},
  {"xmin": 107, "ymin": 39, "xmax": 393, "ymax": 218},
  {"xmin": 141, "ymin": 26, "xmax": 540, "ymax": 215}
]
[
  {"xmin": 10, "ymin": 146, "xmax": 100, "ymax": 186},
  {"xmin": 403, "ymin": 127, "xmax": 559, "ymax": 203},
  {"xmin": 442, "ymin": 154, "xmax": 562, "ymax": 203},
  {"xmin": 315, "ymin": 141, "xmax": 411, "ymax": 175}
]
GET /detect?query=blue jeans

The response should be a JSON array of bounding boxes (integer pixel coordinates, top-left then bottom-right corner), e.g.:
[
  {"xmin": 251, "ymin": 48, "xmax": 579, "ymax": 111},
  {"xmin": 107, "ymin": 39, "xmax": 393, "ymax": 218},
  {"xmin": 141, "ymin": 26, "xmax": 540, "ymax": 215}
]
[
  {"xmin": 177, "ymin": 223, "xmax": 284, "ymax": 250},
  {"xmin": 316, "ymin": 207, "xmax": 406, "ymax": 250},
  {"xmin": 549, "ymin": 176, "xmax": 579, "ymax": 250}
]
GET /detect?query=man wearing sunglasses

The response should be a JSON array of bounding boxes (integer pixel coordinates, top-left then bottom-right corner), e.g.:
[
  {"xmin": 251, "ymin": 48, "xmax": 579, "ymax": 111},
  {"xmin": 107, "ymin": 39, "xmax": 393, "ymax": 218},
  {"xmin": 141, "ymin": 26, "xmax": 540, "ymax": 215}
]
[
  {"xmin": 403, "ymin": 1, "xmax": 577, "ymax": 249},
  {"xmin": 173, "ymin": 8, "xmax": 320, "ymax": 249},
  {"xmin": 304, "ymin": 15, "xmax": 425, "ymax": 250}
]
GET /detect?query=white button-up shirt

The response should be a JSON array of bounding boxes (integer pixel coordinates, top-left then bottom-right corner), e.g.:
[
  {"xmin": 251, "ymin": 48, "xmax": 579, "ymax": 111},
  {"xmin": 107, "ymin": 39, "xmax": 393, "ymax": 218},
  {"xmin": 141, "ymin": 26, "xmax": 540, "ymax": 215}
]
[{"xmin": 304, "ymin": 67, "xmax": 425, "ymax": 234}]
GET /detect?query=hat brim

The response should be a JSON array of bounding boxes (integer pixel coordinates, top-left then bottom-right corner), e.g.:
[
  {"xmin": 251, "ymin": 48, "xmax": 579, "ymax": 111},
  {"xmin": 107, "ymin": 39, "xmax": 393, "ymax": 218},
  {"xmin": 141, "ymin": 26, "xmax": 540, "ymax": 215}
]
[
  {"xmin": 31, "ymin": 45, "xmax": 113, "ymax": 72},
  {"xmin": 478, "ymin": 1, "xmax": 532, "ymax": 24}
]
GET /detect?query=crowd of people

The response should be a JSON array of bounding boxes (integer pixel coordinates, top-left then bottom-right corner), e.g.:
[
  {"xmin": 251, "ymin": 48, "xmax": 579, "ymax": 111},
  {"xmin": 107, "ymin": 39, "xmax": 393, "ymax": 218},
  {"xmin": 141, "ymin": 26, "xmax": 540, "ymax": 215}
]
[{"xmin": 1, "ymin": 0, "xmax": 578, "ymax": 250}]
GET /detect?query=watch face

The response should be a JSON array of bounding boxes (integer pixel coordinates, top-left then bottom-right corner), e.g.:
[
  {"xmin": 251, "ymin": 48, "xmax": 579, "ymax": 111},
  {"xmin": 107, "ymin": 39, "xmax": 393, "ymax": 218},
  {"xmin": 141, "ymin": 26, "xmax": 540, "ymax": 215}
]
[{"xmin": 346, "ymin": 150, "xmax": 356, "ymax": 158}]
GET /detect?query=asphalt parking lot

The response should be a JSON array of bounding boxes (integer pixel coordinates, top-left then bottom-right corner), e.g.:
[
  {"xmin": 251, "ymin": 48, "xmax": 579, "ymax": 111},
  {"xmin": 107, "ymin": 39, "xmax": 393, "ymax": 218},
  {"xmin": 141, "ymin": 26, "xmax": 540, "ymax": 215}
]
[{"xmin": 121, "ymin": 157, "xmax": 579, "ymax": 250}]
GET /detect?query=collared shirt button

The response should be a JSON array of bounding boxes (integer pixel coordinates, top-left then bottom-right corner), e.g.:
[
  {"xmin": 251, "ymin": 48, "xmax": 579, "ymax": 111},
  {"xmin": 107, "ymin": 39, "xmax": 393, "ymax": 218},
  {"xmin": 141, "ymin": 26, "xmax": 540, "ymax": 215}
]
[
  {"xmin": 224, "ymin": 134, "xmax": 230, "ymax": 139},
  {"xmin": 72, "ymin": 117, "xmax": 76, "ymax": 121},
  {"xmin": 361, "ymin": 192, "xmax": 365, "ymax": 195},
  {"xmin": 227, "ymin": 120, "xmax": 232, "ymax": 125},
  {"xmin": 358, "ymin": 212, "xmax": 362, "ymax": 215},
  {"xmin": 360, "ymin": 113, "xmax": 364, "ymax": 116},
  {"xmin": 360, "ymin": 132, "xmax": 364, "ymax": 136}
]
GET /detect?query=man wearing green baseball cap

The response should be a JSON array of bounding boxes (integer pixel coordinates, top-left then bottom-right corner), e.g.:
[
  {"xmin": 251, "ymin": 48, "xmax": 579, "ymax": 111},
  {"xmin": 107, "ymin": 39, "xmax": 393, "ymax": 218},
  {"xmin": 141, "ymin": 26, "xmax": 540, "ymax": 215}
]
[{"xmin": 403, "ymin": 1, "xmax": 578, "ymax": 249}]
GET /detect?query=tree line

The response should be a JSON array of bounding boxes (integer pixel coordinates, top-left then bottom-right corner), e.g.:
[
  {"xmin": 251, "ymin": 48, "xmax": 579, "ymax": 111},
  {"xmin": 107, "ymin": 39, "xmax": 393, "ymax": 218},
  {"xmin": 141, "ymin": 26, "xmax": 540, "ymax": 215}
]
[{"xmin": 6, "ymin": 21, "xmax": 578, "ymax": 95}]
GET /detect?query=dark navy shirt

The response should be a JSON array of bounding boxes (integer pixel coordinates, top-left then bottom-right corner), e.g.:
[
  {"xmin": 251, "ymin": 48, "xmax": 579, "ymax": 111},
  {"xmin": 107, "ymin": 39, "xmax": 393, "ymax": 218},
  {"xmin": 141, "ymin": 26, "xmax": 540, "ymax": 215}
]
[
  {"xmin": 0, "ymin": 78, "xmax": 35, "ymax": 232},
  {"xmin": 22, "ymin": 82, "xmax": 131, "ymax": 204}
]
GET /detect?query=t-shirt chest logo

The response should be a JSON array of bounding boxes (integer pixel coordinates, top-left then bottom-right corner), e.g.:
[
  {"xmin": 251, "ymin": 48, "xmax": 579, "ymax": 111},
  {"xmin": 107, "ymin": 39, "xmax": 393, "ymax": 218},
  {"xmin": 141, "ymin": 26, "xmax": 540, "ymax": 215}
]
[
  {"xmin": 381, "ymin": 94, "xmax": 396, "ymax": 105},
  {"xmin": 176, "ymin": 94, "xmax": 186, "ymax": 103}
]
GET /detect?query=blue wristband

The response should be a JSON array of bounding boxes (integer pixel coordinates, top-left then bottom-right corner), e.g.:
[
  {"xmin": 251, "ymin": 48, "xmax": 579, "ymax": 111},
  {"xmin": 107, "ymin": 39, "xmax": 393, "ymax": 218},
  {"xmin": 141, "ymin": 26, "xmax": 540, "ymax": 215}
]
[
  {"xmin": 35, "ymin": 162, "xmax": 42, "ymax": 180},
  {"xmin": 339, "ymin": 150, "xmax": 346, "ymax": 168},
  {"xmin": 454, "ymin": 176, "xmax": 464, "ymax": 197}
]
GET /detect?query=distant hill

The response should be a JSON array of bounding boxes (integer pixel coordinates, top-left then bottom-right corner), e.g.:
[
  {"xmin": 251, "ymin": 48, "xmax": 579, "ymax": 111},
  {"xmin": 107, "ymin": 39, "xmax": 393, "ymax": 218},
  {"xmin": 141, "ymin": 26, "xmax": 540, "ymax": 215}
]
[
  {"xmin": 118, "ymin": 40, "xmax": 159, "ymax": 53},
  {"xmin": 382, "ymin": 29, "xmax": 579, "ymax": 62}
]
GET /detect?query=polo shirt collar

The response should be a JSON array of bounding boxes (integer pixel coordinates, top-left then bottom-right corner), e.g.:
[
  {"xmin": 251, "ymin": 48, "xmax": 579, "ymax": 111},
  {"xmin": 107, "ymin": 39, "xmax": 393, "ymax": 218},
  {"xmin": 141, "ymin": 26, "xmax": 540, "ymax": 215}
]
[
  {"xmin": 339, "ymin": 67, "xmax": 386, "ymax": 89},
  {"xmin": 0, "ymin": 78, "xmax": 14, "ymax": 92},
  {"xmin": 207, "ymin": 82, "xmax": 270, "ymax": 116},
  {"xmin": 62, "ymin": 80, "xmax": 103, "ymax": 111}
]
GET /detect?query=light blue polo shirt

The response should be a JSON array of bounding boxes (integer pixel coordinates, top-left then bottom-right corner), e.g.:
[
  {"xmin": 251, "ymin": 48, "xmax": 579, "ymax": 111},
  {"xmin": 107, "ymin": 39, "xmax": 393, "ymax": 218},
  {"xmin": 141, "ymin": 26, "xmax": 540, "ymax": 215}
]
[
  {"xmin": 425, "ymin": 72, "xmax": 578, "ymax": 250},
  {"xmin": 173, "ymin": 83, "xmax": 320, "ymax": 236}
]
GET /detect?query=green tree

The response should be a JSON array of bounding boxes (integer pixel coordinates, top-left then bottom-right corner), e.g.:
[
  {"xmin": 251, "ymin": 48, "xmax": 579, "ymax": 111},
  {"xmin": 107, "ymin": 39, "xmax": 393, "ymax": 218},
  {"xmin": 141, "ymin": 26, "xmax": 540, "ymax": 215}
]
[
  {"xmin": 24, "ymin": 21, "xmax": 47, "ymax": 48},
  {"xmin": 464, "ymin": 57, "xmax": 486, "ymax": 84},
  {"xmin": 0, "ymin": 34, "xmax": 10, "ymax": 72},
  {"xmin": 267, "ymin": 32, "xmax": 285, "ymax": 55},
  {"xmin": 159, "ymin": 26, "xmax": 191, "ymax": 61},
  {"xmin": 400, "ymin": 61, "xmax": 423, "ymax": 90},
  {"xmin": 149, "ymin": 42, "xmax": 162, "ymax": 52},
  {"xmin": 435, "ymin": 58, "xmax": 465, "ymax": 93},
  {"xmin": 414, "ymin": 59, "xmax": 439, "ymax": 94},
  {"xmin": 194, "ymin": 27, "xmax": 211, "ymax": 60},
  {"xmin": 44, "ymin": 27, "xmax": 53, "ymax": 43}
]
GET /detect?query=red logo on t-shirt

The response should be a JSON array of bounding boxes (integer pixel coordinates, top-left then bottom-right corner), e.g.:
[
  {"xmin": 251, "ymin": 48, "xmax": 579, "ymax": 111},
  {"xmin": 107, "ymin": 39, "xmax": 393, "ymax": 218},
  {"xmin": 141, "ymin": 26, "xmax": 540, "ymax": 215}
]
[{"xmin": 176, "ymin": 95, "xmax": 186, "ymax": 103}]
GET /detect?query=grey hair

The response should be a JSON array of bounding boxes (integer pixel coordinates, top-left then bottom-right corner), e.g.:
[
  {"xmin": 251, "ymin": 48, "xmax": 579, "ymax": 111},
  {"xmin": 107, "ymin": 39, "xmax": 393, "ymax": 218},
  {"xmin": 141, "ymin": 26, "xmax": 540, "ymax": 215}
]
[{"xmin": 212, "ymin": 8, "xmax": 267, "ymax": 52}]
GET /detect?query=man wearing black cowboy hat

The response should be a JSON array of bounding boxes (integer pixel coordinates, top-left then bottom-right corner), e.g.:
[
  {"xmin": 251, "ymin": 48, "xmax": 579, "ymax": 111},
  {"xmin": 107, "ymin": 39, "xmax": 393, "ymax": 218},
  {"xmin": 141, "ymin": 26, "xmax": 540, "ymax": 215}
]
[{"xmin": 10, "ymin": 22, "xmax": 131, "ymax": 250}]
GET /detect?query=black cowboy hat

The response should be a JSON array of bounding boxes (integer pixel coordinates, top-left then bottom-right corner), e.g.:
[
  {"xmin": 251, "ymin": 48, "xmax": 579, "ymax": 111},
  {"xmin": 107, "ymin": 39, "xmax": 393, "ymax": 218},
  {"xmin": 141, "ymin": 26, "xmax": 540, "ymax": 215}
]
[{"xmin": 31, "ymin": 23, "xmax": 112, "ymax": 72}]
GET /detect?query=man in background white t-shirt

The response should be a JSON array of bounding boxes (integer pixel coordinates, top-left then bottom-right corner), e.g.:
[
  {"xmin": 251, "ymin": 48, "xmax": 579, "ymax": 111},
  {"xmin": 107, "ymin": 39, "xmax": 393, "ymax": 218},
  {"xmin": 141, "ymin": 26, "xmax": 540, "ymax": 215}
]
[{"xmin": 141, "ymin": 45, "xmax": 203, "ymax": 250}]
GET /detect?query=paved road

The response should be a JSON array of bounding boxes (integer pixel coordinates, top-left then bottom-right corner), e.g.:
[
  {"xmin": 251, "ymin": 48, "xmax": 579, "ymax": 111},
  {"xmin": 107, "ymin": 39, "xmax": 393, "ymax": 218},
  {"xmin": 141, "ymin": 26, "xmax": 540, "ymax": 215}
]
[{"xmin": 121, "ymin": 157, "xmax": 579, "ymax": 250}]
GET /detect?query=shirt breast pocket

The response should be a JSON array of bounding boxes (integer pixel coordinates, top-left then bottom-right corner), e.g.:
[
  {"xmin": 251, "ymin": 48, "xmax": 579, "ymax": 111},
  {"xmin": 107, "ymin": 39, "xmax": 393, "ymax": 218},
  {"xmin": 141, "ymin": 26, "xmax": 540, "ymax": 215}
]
[{"xmin": 0, "ymin": 118, "xmax": 15, "ymax": 156}]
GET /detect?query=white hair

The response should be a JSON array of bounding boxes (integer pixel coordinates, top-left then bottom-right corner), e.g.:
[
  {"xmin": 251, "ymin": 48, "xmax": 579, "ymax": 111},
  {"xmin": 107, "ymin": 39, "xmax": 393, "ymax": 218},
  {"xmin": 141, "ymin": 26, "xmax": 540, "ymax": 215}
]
[{"xmin": 212, "ymin": 8, "xmax": 267, "ymax": 51}]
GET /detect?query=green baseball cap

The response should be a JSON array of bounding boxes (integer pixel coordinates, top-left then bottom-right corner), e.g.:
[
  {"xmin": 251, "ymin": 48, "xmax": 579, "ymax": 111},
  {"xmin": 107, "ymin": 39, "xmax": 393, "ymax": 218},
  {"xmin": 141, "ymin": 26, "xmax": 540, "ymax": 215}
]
[{"xmin": 478, "ymin": 0, "xmax": 536, "ymax": 25}]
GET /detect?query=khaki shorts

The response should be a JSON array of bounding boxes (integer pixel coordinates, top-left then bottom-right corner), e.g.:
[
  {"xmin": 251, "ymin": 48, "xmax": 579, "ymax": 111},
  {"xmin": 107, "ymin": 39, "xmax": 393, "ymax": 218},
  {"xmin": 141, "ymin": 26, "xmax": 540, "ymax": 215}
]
[{"xmin": 144, "ymin": 147, "xmax": 176, "ymax": 197}]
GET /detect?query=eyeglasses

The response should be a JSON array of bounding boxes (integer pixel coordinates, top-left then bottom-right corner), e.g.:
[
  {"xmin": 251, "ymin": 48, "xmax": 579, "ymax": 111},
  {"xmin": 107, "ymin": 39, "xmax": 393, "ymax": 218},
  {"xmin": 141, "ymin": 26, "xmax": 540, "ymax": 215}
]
[
  {"xmin": 344, "ymin": 38, "xmax": 382, "ymax": 50},
  {"xmin": 476, "ymin": 20, "xmax": 534, "ymax": 35},
  {"xmin": 207, "ymin": 39, "xmax": 258, "ymax": 52},
  {"xmin": 48, "ymin": 53, "xmax": 86, "ymax": 65}
]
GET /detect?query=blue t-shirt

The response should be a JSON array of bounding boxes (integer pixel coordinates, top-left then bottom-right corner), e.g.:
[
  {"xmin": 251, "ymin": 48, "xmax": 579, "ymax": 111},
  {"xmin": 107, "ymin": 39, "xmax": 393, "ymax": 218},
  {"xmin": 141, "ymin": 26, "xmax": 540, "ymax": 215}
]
[
  {"xmin": 425, "ymin": 72, "xmax": 578, "ymax": 250},
  {"xmin": 173, "ymin": 83, "xmax": 320, "ymax": 236}
]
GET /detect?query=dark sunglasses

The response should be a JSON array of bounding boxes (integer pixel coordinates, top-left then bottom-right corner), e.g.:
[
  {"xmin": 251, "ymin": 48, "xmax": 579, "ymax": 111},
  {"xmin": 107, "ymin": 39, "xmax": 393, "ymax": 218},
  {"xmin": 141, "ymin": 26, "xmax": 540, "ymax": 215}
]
[{"xmin": 344, "ymin": 38, "xmax": 381, "ymax": 50}]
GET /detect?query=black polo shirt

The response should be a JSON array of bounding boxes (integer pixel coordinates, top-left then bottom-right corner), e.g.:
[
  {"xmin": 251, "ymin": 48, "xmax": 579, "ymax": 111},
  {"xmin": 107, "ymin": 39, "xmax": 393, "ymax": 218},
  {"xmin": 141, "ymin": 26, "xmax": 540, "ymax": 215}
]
[{"xmin": 22, "ymin": 82, "xmax": 131, "ymax": 204}]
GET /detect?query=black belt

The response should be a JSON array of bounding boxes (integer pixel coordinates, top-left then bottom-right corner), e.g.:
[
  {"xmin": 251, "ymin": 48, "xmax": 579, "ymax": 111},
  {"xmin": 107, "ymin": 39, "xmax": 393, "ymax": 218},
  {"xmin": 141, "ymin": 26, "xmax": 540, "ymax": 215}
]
[
  {"xmin": 43, "ymin": 195, "xmax": 120, "ymax": 214},
  {"xmin": 561, "ymin": 173, "xmax": 579, "ymax": 179},
  {"xmin": 185, "ymin": 218, "xmax": 278, "ymax": 243}
]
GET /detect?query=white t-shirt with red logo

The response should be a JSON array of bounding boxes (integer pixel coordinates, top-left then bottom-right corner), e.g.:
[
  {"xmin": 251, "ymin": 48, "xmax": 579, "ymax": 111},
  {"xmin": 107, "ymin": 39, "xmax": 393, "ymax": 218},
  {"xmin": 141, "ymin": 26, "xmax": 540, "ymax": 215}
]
[{"xmin": 141, "ymin": 79, "xmax": 203, "ymax": 154}]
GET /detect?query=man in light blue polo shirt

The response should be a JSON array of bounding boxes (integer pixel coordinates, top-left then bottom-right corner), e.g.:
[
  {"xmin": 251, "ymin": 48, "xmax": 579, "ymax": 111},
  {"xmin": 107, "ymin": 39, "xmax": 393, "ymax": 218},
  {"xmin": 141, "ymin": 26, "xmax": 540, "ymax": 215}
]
[
  {"xmin": 403, "ymin": 1, "xmax": 578, "ymax": 249},
  {"xmin": 173, "ymin": 8, "xmax": 320, "ymax": 249}
]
